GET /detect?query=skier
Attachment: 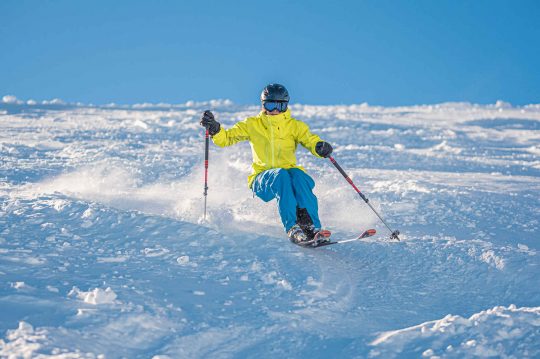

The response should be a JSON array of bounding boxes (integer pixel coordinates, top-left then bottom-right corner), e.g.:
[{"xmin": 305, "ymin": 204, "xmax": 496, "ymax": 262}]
[{"xmin": 199, "ymin": 83, "xmax": 334, "ymax": 246}]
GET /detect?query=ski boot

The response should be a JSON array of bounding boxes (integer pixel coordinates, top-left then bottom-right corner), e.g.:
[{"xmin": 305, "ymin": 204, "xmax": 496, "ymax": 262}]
[
  {"xmin": 296, "ymin": 208, "xmax": 331, "ymax": 246},
  {"xmin": 296, "ymin": 207, "xmax": 316, "ymax": 239},
  {"xmin": 287, "ymin": 224, "xmax": 313, "ymax": 246}
]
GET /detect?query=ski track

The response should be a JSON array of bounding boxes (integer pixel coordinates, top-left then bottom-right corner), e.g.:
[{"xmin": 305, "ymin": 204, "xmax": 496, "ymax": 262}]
[{"xmin": 1, "ymin": 99, "xmax": 539, "ymax": 358}]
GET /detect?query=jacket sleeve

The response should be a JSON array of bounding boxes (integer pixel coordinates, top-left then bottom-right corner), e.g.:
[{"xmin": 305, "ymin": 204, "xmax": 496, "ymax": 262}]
[
  {"xmin": 296, "ymin": 120, "xmax": 323, "ymax": 157},
  {"xmin": 212, "ymin": 120, "xmax": 250, "ymax": 147}
]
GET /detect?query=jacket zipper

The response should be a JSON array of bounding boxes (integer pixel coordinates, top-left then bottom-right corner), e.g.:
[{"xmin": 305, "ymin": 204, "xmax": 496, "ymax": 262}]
[{"xmin": 269, "ymin": 118, "xmax": 275, "ymax": 167}]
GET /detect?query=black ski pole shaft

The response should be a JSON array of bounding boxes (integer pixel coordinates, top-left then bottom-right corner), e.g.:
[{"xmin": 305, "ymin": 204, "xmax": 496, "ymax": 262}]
[
  {"xmin": 203, "ymin": 129, "xmax": 209, "ymax": 220},
  {"xmin": 328, "ymin": 156, "xmax": 401, "ymax": 241}
]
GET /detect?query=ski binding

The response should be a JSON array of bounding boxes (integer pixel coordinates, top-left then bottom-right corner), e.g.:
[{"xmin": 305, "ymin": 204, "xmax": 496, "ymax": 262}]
[{"xmin": 313, "ymin": 228, "xmax": 377, "ymax": 247}]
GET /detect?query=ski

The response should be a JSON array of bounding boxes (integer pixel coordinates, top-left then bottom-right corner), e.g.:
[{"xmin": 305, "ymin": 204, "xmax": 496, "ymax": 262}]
[{"xmin": 313, "ymin": 228, "xmax": 377, "ymax": 247}]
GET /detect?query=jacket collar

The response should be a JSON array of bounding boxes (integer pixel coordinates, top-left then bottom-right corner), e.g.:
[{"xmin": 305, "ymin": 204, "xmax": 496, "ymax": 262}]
[{"xmin": 259, "ymin": 109, "xmax": 291, "ymax": 123}]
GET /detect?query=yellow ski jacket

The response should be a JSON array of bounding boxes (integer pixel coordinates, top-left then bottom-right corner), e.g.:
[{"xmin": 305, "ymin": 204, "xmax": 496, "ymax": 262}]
[{"xmin": 212, "ymin": 109, "xmax": 324, "ymax": 187}]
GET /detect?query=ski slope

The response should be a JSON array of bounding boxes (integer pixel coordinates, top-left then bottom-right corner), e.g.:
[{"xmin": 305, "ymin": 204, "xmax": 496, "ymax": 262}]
[{"xmin": 1, "ymin": 96, "xmax": 539, "ymax": 358}]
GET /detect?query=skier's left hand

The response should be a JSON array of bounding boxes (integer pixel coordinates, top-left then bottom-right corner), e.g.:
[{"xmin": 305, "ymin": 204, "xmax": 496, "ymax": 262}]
[{"xmin": 315, "ymin": 141, "xmax": 333, "ymax": 158}]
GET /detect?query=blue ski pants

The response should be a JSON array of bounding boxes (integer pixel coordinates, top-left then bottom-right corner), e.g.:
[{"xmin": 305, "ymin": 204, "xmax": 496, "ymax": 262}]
[{"xmin": 252, "ymin": 168, "xmax": 321, "ymax": 232}]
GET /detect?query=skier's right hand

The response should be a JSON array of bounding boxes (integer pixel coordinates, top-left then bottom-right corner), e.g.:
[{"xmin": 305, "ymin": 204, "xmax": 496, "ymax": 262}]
[{"xmin": 200, "ymin": 110, "xmax": 221, "ymax": 136}]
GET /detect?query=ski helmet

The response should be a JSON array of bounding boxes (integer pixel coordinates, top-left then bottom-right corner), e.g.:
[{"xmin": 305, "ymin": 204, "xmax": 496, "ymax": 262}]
[{"xmin": 260, "ymin": 83, "xmax": 290, "ymax": 102}]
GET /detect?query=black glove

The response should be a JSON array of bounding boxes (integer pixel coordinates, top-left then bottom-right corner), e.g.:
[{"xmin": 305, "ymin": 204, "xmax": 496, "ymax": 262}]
[
  {"xmin": 200, "ymin": 110, "xmax": 221, "ymax": 136},
  {"xmin": 315, "ymin": 141, "xmax": 333, "ymax": 158}
]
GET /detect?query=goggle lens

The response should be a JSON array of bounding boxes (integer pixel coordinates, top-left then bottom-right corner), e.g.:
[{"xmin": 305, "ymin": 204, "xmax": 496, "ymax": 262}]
[{"xmin": 263, "ymin": 101, "xmax": 288, "ymax": 112}]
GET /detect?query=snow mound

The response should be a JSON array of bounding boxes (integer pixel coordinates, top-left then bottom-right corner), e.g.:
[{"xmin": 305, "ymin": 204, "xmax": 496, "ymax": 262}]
[
  {"xmin": 370, "ymin": 305, "xmax": 540, "ymax": 358},
  {"xmin": 68, "ymin": 287, "xmax": 118, "ymax": 305}
]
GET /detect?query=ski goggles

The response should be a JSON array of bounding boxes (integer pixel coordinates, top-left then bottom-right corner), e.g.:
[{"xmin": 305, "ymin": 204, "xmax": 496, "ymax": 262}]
[{"xmin": 263, "ymin": 101, "xmax": 288, "ymax": 112}]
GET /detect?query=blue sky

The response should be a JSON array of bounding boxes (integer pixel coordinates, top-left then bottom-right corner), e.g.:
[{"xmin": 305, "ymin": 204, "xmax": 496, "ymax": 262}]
[{"xmin": 1, "ymin": 0, "xmax": 539, "ymax": 106}]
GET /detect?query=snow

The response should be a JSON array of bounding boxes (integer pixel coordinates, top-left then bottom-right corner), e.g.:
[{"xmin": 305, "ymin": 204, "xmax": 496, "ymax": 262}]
[
  {"xmin": 0, "ymin": 97, "xmax": 539, "ymax": 357},
  {"xmin": 68, "ymin": 287, "xmax": 118, "ymax": 305},
  {"xmin": 370, "ymin": 305, "xmax": 540, "ymax": 358},
  {"xmin": 176, "ymin": 255, "xmax": 190, "ymax": 265}
]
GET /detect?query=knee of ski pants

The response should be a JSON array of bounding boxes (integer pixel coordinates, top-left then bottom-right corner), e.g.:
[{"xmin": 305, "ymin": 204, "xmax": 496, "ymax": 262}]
[{"xmin": 252, "ymin": 168, "xmax": 291, "ymax": 203}]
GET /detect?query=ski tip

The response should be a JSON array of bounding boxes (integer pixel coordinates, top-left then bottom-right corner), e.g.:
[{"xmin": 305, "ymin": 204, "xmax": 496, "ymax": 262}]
[{"xmin": 357, "ymin": 228, "xmax": 377, "ymax": 239}]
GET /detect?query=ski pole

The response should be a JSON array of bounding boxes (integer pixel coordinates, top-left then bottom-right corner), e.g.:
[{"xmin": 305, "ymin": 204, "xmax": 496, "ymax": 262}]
[
  {"xmin": 203, "ymin": 129, "xmax": 209, "ymax": 220},
  {"xmin": 328, "ymin": 156, "xmax": 401, "ymax": 241}
]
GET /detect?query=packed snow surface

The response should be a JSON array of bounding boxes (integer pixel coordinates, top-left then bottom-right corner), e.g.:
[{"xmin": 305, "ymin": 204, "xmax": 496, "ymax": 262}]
[{"xmin": 1, "ymin": 97, "xmax": 539, "ymax": 358}]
